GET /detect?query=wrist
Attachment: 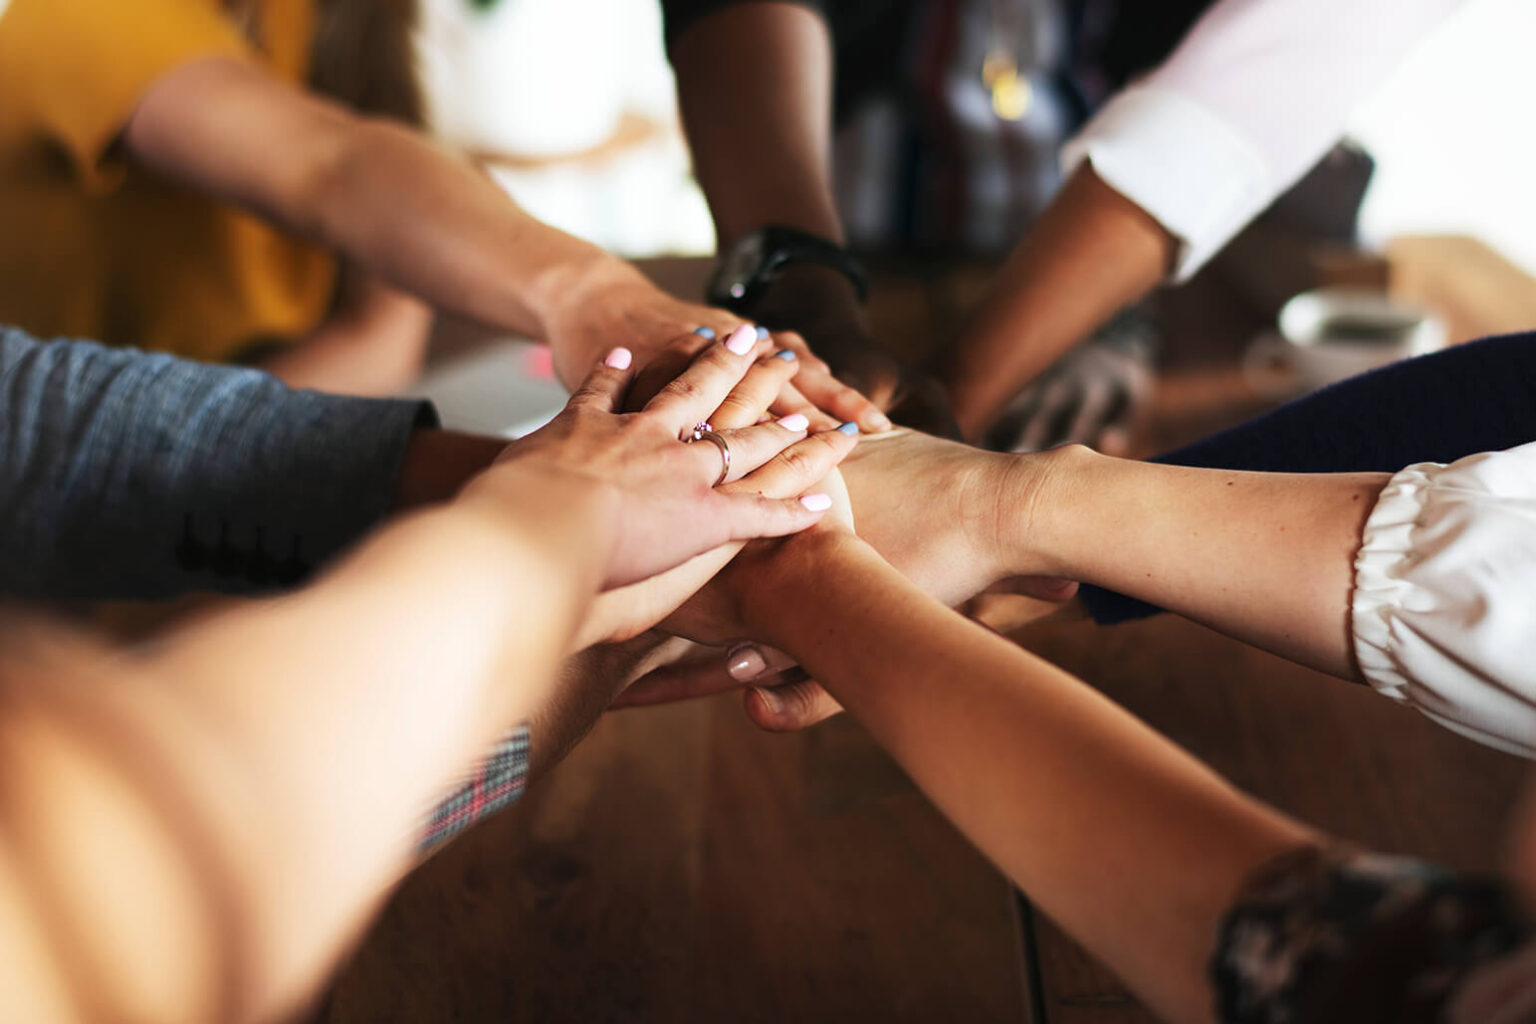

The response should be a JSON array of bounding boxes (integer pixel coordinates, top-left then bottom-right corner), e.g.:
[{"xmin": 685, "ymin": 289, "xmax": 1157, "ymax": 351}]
[
  {"xmin": 996, "ymin": 443, "xmax": 1099, "ymax": 579},
  {"xmin": 524, "ymin": 247, "xmax": 643, "ymax": 338},
  {"xmin": 393, "ymin": 429, "xmax": 509, "ymax": 511},
  {"xmin": 738, "ymin": 531, "xmax": 879, "ymax": 647},
  {"xmin": 746, "ymin": 262, "xmax": 865, "ymax": 333},
  {"xmin": 455, "ymin": 459, "xmax": 623, "ymax": 597}
]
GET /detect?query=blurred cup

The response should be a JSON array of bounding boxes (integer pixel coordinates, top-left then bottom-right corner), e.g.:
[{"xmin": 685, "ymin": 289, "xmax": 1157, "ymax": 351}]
[{"xmin": 1244, "ymin": 288, "xmax": 1448, "ymax": 397}]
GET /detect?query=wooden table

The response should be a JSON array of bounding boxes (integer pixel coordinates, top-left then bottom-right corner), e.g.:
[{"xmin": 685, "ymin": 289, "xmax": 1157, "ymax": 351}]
[{"xmin": 313, "ymin": 261, "xmax": 1530, "ymax": 1024}]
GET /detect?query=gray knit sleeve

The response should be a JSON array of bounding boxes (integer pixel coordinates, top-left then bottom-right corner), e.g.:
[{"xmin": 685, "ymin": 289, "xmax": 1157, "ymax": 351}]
[{"xmin": 0, "ymin": 327, "xmax": 436, "ymax": 600}]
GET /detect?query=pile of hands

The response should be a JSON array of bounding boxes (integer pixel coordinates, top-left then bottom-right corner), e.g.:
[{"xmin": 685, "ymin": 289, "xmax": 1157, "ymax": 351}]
[{"xmin": 463, "ymin": 318, "xmax": 1078, "ymax": 736}]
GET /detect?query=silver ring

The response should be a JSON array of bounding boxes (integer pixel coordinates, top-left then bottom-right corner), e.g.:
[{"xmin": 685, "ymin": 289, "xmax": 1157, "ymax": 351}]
[{"xmin": 685, "ymin": 422, "xmax": 731, "ymax": 486}]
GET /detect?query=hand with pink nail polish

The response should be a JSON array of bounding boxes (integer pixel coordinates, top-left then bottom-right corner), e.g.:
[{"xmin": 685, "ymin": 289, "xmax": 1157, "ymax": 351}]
[{"xmin": 463, "ymin": 341, "xmax": 858, "ymax": 592}]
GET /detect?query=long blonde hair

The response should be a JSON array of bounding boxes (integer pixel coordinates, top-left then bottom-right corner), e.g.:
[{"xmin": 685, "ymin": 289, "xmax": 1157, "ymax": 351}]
[{"xmin": 222, "ymin": 0, "xmax": 424, "ymax": 126}]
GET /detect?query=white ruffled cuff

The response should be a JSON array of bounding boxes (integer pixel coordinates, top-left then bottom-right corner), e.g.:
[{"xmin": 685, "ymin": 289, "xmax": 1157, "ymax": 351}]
[{"xmin": 1351, "ymin": 444, "xmax": 1536, "ymax": 757}]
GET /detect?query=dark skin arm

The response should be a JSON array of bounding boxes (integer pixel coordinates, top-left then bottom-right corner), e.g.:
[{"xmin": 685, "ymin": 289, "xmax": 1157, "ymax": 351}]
[
  {"xmin": 670, "ymin": 2, "xmax": 955, "ymax": 434},
  {"xmin": 938, "ymin": 164, "xmax": 1176, "ymax": 440}
]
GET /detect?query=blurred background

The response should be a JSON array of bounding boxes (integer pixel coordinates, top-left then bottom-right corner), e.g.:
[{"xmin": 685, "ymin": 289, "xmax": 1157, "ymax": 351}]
[
  {"xmin": 417, "ymin": 0, "xmax": 1536, "ymax": 269},
  {"xmin": 412, "ymin": 0, "xmax": 1536, "ymax": 442}
]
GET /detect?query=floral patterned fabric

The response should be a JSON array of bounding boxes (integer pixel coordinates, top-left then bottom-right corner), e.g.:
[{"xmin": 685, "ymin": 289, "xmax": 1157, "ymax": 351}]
[{"xmin": 1212, "ymin": 846, "xmax": 1532, "ymax": 1024}]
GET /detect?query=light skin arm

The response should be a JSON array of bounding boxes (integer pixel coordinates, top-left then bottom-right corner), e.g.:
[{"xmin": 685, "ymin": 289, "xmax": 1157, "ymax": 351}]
[
  {"xmin": 620, "ymin": 433, "xmax": 1385, "ymax": 725},
  {"xmin": 1003, "ymin": 444, "xmax": 1385, "ymax": 678},
  {"xmin": 940, "ymin": 164, "xmax": 1175, "ymax": 440},
  {"xmin": 737, "ymin": 532, "xmax": 1317, "ymax": 1024},
  {"xmin": 0, "ymin": 479, "xmax": 609, "ymax": 1024},
  {"xmin": 121, "ymin": 57, "xmax": 764, "ymax": 390},
  {"xmin": 0, "ymin": 341, "xmax": 843, "ymax": 1024}
]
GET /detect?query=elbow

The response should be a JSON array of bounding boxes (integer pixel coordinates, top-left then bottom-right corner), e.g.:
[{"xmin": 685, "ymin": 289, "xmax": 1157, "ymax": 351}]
[{"xmin": 287, "ymin": 112, "xmax": 399, "ymax": 244}]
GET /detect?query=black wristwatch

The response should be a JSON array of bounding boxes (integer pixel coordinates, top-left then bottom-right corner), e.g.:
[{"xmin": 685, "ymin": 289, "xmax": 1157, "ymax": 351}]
[{"xmin": 707, "ymin": 226, "xmax": 869, "ymax": 315}]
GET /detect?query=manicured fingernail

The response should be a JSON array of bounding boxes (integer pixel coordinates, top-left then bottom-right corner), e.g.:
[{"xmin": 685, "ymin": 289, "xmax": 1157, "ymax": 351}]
[
  {"xmin": 774, "ymin": 349, "xmax": 797, "ymax": 361},
  {"xmin": 727, "ymin": 644, "xmax": 768, "ymax": 681},
  {"xmin": 753, "ymin": 687, "xmax": 783, "ymax": 714},
  {"xmin": 801, "ymin": 493, "xmax": 833, "ymax": 512},
  {"xmin": 693, "ymin": 326, "xmax": 716, "ymax": 339},
  {"xmin": 725, "ymin": 324, "xmax": 758, "ymax": 355},
  {"xmin": 837, "ymin": 421, "xmax": 860, "ymax": 436},
  {"xmin": 604, "ymin": 347, "xmax": 633, "ymax": 370},
  {"xmin": 776, "ymin": 413, "xmax": 810, "ymax": 432},
  {"xmin": 755, "ymin": 326, "xmax": 771, "ymax": 340},
  {"xmin": 867, "ymin": 410, "xmax": 893, "ymax": 431}
]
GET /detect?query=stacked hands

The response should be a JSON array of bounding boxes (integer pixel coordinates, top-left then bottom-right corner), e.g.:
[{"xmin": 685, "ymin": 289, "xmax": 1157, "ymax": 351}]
[{"xmin": 465, "ymin": 320, "xmax": 1080, "ymax": 730}]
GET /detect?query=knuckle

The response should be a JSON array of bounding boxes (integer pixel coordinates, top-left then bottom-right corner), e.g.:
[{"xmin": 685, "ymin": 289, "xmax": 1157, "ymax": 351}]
[
  {"xmin": 776, "ymin": 445, "xmax": 814, "ymax": 476},
  {"xmin": 659, "ymin": 376, "xmax": 705, "ymax": 404}
]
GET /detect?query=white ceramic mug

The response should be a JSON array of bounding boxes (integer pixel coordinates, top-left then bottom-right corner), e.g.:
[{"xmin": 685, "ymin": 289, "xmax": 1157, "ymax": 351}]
[{"xmin": 1244, "ymin": 288, "xmax": 1448, "ymax": 397}]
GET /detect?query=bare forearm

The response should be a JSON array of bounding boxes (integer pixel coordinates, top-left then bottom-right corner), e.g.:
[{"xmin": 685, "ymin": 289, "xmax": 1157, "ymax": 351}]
[
  {"xmin": 128, "ymin": 491, "xmax": 607, "ymax": 1019},
  {"xmin": 303, "ymin": 117, "xmax": 624, "ymax": 337},
  {"xmin": 1017, "ymin": 447, "xmax": 1387, "ymax": 678},
  {"xmin": 672, "ymin": 3, "xmax": 842, "ymax": 248},
  {"xmin": 753, "ymin": 538, "xmax": 1313, "ymax": 1023},
  {"xmin": 126, "ymin": 57, "xmax": 627, "ymax": 340},
  {"xmin": 944, "ymin": 165, "xmax": 1173, "ymax": 439}
]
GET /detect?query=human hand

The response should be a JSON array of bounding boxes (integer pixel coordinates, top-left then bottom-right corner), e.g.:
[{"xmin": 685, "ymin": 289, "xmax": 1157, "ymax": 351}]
[
  {"xmin": 615, "ymin": 430, "xmax": 1081, "ymax": 729},
  {"xmin": 576, "ymin": 414, "xmax": 859, "ymax": 647},
  {"xmin": 461, "ymin": 331, "xmax": 839, "ymax": 590},
  {"xmin": 745, "ymin": 264, "xmax": 959, "ymax": 437},
  {"xmin": 542, "ymin": 262, "xmax": 890, "ymax": 435},
  {"xmin": 981, "ymin": 308, "xmax": 1155, "ymax": 455}
]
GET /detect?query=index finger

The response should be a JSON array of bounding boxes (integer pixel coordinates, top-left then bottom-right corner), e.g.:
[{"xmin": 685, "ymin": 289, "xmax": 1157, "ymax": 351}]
[{"xmin": 643, "ymin": 324, "xmax": 769, "ymax": 430}]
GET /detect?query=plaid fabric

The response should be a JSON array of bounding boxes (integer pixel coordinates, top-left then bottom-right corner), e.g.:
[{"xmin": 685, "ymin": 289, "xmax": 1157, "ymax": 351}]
[
  {"xmin": 418, "ymin": 726, "xmax": 531, "ymax": 852},
  {"xmin": 832, "ymin": 0, "xmax": 1076, "ymax": 254}
]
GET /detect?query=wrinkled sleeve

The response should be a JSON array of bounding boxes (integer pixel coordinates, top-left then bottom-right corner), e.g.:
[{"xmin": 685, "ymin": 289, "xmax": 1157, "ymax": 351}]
[
  {"xmin": 0, "ymin": 0, "xmax": 252, "ymax": 190},
  {"xmin": 1351, "ymin": 441, "xmax": 1536, "ymax": 757},
  {"xmin": 1212, "ymin": 846, "xmax": 1531, "ymax": 1024},
  {"xmin": 1061, "ymin": 0, "xmax": 1466, "ymax": 280},
  {"xmin": 660, "ymin": 0, "xmax": 824, "ymax": 47},
  {"xmin": 0, "ymin": 327, "xmax": 434, "ymax": 601}
]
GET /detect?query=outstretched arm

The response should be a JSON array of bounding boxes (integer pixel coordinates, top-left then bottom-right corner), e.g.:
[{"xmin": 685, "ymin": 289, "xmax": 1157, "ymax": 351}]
[
  {"xmin": 941, "ymin": 0, "xmax": 1464, "ymax": 439},
  {"xmin": 668, "ymin": 1, "xmax": 944, "ymax": 432},
  {"xmin": 732, "ymin": 531, "xmax": 1315, "ymax": 1024},
  {"xmin": 997, "ymin": 445, "xmax": 1385, "ymax": 679},
  {"xmin": 831, "ymin": 433, "xmax": 1385, "ymax": 680},
  {"xmin": 621, "ymin": 432, "xmax": 1383, "ymax": 725},
  {"xmin": 941, "ymin": 165, "xmax": 1174, "ymax": 439},
  {"xmin": 0, "ymin": 339, "xmax": 850, "ymax": 1023},
  {"xmin": 122, "ymin": 56, "xmax": 639, "ymax": 376},
  {"xmin": 0, "ymin": 476, "xmax": 609, "ymax": 1024}
]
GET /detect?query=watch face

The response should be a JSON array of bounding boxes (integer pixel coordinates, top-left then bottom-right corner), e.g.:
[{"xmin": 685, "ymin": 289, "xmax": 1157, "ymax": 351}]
[{"xmin": 720, "ymin": 233, "xmax": 767, "ymax": 300}]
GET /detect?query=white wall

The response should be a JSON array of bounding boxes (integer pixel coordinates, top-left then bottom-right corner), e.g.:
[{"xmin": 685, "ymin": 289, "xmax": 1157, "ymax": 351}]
[{"xmin": 1350, "ymin": 0, "xmax": 1536, "ymax": 273}]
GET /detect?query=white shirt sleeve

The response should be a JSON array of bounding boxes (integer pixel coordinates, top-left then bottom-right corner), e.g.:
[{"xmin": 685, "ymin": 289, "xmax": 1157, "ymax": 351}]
[
  {"xmin": 1352, "ymin": 441, "xmax": 1536, "ymax": 757},
  {"xmin": 1061, "ymin": 0, "xmax": 1467, "ymax": 281}
]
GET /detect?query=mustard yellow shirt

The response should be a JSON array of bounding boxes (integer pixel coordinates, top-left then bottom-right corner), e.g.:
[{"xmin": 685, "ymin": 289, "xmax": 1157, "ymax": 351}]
[{"xmin": 0, "ymin": 0, "xmax": 338, "ymax": 362}]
